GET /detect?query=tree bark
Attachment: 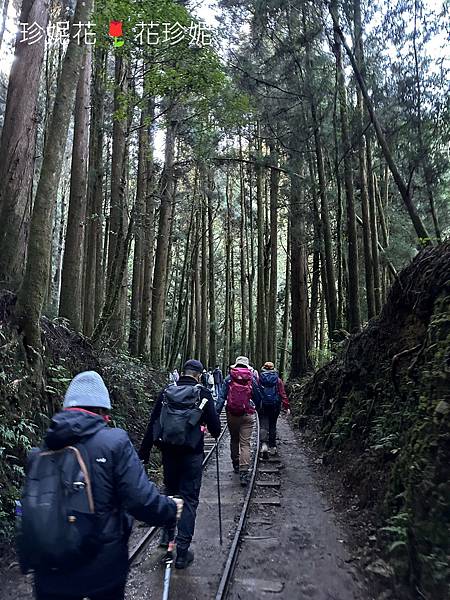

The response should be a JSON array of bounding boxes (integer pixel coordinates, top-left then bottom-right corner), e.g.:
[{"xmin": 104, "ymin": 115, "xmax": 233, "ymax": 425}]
[
  {"xmin": 255, "ymin": 123, "xmax": 267, "ymax": 367},
  {"xmin": 366, "ymin": 138, "xmax": 382, "ymax": 313},
  {"xmin": 223, "ymin": 169, "xmax": 232, "ymax": 372},
  {"xmin": 83, "ymin": 48, "xmax": 106, "ymax": 336},
  {"xmin": 279, "ymin": 223, "xmax": 290, "ymax": 380},
  {"xmin": 16, "ymin": 0, "xmax": 93, "ymax": 351},
  {"xmin": 0, "ymin": 0, "xmax": 49, "ymax": 290},
  {"xmin": 138, "ymin": 98, "xmax": 156, "ymax": 357},
  {"xmin": 267, "ymin": 141, "xmax": 279, "ymax": 363},
  {"xmin": 330, "ymin": 0, "xmax": 361, "ymax": 332},
  {"xmin": 290, "ymin": 162, "xmax": 310, "ymax": 378},
  {"xmin": 59, "ymin": 49, "xmax": 91, "ymax": 330},
  {"xmin": 105, "ymin": 54, "xmax": 129, "ymax": 347},
  {"xmin": 246, "ymin": 160, "xmax": 256, "ymax": 362},
  {"xmin": 150, "ymin": 109, "xmax": 177, "ymax": 366},
  {"xmin": 311, "ymin": 104, "xmax": 338, "ymax": 339},
  {"xmin": 129, "ymin": 105, "xmax": 148, "ymax": 355},
  {"xmin": 200, "ymin": 205, "xmax": 209, "ymax": 367},
  {"xmin": 207, "ymin": 170, "xmax": 217, "ymax": 368},
  {"xmin": 354, "ymin": 0, "xmax": 375, "ymax": 320},
  {"xmin": 239, "ymin": 136, "xmax": 248, "ymax": 355}
]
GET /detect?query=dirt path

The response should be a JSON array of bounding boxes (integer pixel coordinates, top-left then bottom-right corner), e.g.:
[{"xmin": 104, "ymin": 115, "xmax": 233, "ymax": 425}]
[
  {"xmin": 0, "ymin": 417, "xmax": 374, "ymax": 600},
  {"xmin": 228, "ymin": 416, "xmax": 372, "ymax": 599}
]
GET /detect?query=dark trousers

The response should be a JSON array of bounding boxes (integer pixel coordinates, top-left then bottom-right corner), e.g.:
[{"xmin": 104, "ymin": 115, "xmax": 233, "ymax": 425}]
[
  {"xmin": 214, "ymin": 383, "xmax": 221, "ymax": 397},
  {"xmin": 162, "ymin": 451, "xmax": 203, "ymax": 551},
  {"xmin": 35, "ymin": 583, "xmax": 126, "ymax": 600},
  {"xmin": 259, "ymin": 403, "xmax": 281, "ymax": 448}
]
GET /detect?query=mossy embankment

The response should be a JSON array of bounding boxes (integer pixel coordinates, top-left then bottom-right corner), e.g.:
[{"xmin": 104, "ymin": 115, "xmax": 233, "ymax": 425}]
[
  {"xmin": 0, "ymin": 290, "xmax": 165, "ymax": 554},
  {"xmin": 290, "ymin": 242, "xmax": 450, "ymax": 599}
]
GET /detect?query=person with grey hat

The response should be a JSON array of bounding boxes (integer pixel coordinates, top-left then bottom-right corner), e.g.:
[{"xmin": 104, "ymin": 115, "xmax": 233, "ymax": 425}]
[
  {"xmin": 139, "ymin": 359, "xmax": 221, "ymax": 569},
  {"xmin": 25, "ymin": 371, "xmax": 182, "ymax": 600},
  {"xmin": 216, "ymin": 356, "xmax": 261, "ymax": 486}
]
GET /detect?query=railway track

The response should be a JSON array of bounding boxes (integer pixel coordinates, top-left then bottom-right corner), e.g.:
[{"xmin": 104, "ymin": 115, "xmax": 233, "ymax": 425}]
[{"xmin": 128, "ymin": 411, "xmax": 267, "ymax": 600}]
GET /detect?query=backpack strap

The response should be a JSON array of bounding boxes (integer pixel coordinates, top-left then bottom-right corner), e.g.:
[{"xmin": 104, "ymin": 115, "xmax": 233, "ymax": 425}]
[{"xmin": 40, "ymin": 445, "xmax": 95, "ymax": 513}]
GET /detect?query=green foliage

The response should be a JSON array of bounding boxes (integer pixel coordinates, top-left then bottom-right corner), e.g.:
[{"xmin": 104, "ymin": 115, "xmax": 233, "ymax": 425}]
[{"xmin": 0, "ymin": 416, "xmax": 40, "ymax": 539}]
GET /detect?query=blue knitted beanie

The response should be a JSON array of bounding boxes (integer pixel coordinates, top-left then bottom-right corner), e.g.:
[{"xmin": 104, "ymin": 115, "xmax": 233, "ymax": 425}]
[{"xmin": 63, "ymin": 371, "xmax": 111, "ymax": 409}]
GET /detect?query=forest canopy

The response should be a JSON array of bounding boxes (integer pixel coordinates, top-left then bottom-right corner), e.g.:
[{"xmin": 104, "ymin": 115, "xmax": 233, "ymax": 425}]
[{"xmin": 0, "ymin": 0, "xmax": 448, "ymax": 373}]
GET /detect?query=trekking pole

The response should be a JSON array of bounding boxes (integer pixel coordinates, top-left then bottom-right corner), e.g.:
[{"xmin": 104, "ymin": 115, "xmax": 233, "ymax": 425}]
[
  {"xmin": 162, "ymin": 539, "xmax": 175, "ymax": 600},
  {"xmin": 215, "ymin": 438, "xmax": 223, "ymax": 545}
]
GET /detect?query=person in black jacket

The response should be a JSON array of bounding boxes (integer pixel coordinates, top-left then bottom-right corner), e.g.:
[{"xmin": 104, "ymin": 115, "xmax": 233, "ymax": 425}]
[
  {"xmin": 32, "ymin": 371, "xmax": 181, "ymax": 600},
  {"xmin": 139, "ymin": 359, "xmax": 221, "ymax": 569}
]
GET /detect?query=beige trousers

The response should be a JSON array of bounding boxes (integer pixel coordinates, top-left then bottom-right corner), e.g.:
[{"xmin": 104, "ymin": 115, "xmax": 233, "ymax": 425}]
[{"xmin": 226, "ymin": 412, "xmax": 255, "ymax": 472}]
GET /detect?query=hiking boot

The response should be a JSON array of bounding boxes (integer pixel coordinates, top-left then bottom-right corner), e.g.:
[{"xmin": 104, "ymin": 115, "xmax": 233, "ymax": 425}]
[
  {"xmin": 159, "ymin": 528, "xmax": 175, "ymax": 549},
  {"xmin": 239, "ymin": 471, "xmax": 249, "ymax": 487},
  {"xmin": 261, "ymin": 442, "xmax": 269, "ymax": 460},
  {"xmin": 232, "ymin": 460, "xmax": 239, "ymax": 474},
  {"xmin": 175, "ymin": 548, "xmax": 194, "ymax": 569},
  {"xmin": 268, "ymin": 446, "xmax": 277, "ymax": 456}
]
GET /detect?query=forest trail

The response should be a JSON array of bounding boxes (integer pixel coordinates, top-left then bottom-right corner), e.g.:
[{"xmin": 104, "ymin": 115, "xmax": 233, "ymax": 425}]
[
  {"xmin": 227, "ymin": 417, "xmax": 370, "ymax": 600},
  {"xmin": 0, "ymin": 417, "xmax": 371, "ymax": 600}
]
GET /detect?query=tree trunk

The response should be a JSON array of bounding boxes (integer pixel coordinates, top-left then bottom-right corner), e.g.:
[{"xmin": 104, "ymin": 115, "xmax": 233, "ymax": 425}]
[
  {"xmin": 0, "ymin": 0, "xmax": 10, "ymax": 51},
  {"xmin": 366, "ymin": 138, "xmax": 382, "ymax": 313},
  {"xmin": 255, "ymin": 123, "xmax": 267, "ymax": 367},
  {"xmin": 279, "ymin": 223, "xmax": 290, "ymax": 380},
  {"xmin": 168, "ymin": 206, "xmax": 194, "ymax": 368},
  {"xmin": 150, "ymin": 110, "xmax": 177, "ymax": 366},
  {"xmin": 330, "ymin": 0, "xmax": 361, "ymax": 332},
  {"xmin": 267, "ymin": 141, "xmax": 279, "ymax": 363},
  {"xmin": 310, "ymin": 248, "xmax": 320, "ymax": 345},
  {"xmin": 354, "ymin": 0, "xmax": 375, "ymax": 320},
  {"xmin": 200, "ymin": 194, "xmax": 208, "ymax": 367},
  {"xmin": 16, "ymin": 0, "xmax": 93, "ymax": 351},
  {"xmin": 138, "ymin": 98, "xmax": 156, "ymax": 357},
  {"xmin": 239, "ymin": 136, "xmax": 248, "ymax": 355},
  {"xmin": 332, "ymin": 10, "xmax": 431, "ymax": 244},
  {"xmin": 207, "ymin": 170, "xmax": 217, "ymax": 368},
  {"xmin": 223, "ymin": 169, "xmax": 232, "ymax": 372},
  {"xmin": 194, "ymin": 217, "xmax": 202, "ymax": 360},
  {"xmin": 311, "ymin": 104, "xmax": 338, "ymax": 339},
  {"xmin": 290, "ymin": 163, "xmax": 310, "ymax": 378},
  {"xmin": 246, "ymin": 162, "xmax": 256, "ymax": 362},
  {"xmin": 105, "ymin": 54, "xmax": 129, "ymax": 347},
  {"xmin": 59, "ymin": 49, "xmax": 91, "ymax": 331},
  {"xmin": 0, "ymin": 0, "xmax": 49, "ymax": 290},
  {"xmin": 83, "ymin": 48, "xmax": 106, "ymax": 336},
  {"xmin": 129, "ymin": 106, "xmax": 148, "ymax": 355}
]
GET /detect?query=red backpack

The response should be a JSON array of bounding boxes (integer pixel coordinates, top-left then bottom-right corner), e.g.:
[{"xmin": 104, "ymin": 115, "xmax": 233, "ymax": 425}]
[{"xmin": 227, "ymin": 367, "xmax": 255, "ymax": 416}]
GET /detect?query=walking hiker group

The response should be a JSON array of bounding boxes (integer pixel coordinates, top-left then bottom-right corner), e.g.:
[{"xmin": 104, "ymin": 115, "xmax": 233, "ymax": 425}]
[{"xmin": 17, "ymin": 355, "xmax": 289, "ymax": 599}]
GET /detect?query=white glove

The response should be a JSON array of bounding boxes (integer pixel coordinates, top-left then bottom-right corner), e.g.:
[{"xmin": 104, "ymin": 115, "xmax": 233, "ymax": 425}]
[{"xmin": 169, "ymin": 496, "xmax": 184, "ymax": 520}]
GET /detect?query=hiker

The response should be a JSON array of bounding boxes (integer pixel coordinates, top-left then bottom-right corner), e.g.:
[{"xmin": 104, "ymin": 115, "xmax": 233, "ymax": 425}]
[
  {"xmin": 201, "ymin": 368, "xmax": 208, "ymax": 387},
  {"xmin": 216, "ymin": 356, "xmax": 260, "ymax": 487},
  {"xmin": 18, "ymin": 371, "xmax": 182, "ymax": 600},
  {"xmin": 213, "ymin": 365, "xmax": 223, "ymax": 397},
  {"xmin": 257, "ymin": 361, "xmax": 289, "ymax": 458},
  {"xmin": 138, "ymin": 359, "xmax": 221, "ymax": 569},
  {"xmin": 207, "ymin": 368, "xmax": 215, "ymax": 393},
  {"xmin": 172, "ymin": 368, "xmax": 180, "ymax": 383}
]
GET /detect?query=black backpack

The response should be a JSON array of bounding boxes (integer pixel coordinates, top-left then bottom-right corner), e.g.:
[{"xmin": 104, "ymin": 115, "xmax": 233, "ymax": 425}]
[
  {"xmin": 155, "ymin": 384, "xmax": 206, "ymax": 449},
  {"xmin": 17, "ymin": 445, "xmax": 99, "ymax": 574}
]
